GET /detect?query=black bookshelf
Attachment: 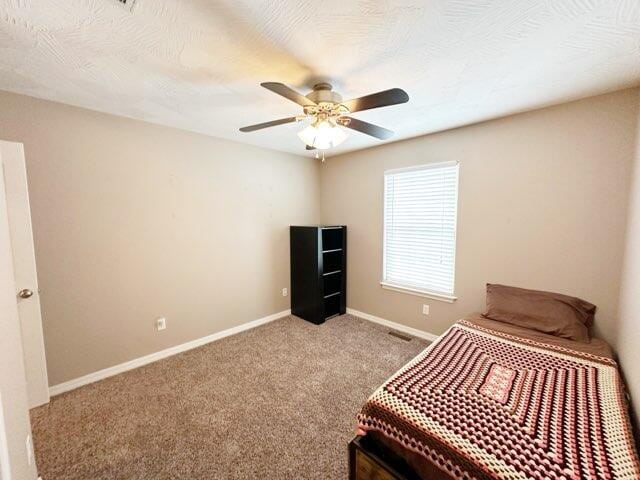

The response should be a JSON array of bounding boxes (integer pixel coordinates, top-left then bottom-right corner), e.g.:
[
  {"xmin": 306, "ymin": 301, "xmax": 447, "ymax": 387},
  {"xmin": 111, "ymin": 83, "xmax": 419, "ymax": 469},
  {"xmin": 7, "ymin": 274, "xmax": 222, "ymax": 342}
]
[{"xmin": 290, "ymin": 225, "xmax": 347, "ymax": 324}]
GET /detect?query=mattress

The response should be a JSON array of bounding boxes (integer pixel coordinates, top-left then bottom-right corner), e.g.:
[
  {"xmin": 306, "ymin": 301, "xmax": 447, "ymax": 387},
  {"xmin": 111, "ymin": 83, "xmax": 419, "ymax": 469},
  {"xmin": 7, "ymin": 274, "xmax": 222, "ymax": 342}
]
[{"xmin": 357, "ymin": 314, "xmax": 640, "ymax": 479}]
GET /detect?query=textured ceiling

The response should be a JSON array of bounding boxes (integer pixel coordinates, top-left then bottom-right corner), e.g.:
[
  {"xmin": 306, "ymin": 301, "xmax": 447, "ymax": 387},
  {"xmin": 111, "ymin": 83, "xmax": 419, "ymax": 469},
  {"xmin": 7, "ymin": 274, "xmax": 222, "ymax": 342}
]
[{"xmin": 0, "ymin": 0, "xmax": 639, "ymax": 157}]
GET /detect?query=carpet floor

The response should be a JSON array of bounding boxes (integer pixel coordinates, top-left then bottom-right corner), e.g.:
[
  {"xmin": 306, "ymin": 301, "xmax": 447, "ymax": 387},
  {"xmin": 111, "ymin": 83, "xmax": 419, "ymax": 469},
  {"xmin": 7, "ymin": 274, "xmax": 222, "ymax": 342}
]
[{"xmin": 30, "ymin": 314, "xmax": 429, "ymax": 479}]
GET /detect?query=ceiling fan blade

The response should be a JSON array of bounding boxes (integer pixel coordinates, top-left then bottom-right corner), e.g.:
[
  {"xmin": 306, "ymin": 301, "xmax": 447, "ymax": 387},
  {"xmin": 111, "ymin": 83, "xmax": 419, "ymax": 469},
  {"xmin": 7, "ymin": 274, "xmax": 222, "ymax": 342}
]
[
  {"xmin": 239, "ymin": 116, "xmax": 300, "ymax": 132},
  {"xmin": 261, "ymin": 82, "xmax": 316, "ymax": 107},
  {"xmin": 341, "ymin": 88, "xmax": 409, "ymax": 113},
  {"xmin": 305, "ymin": 145, "xmax": 316, "ymax": 150},
  {"xmin": 342, "ymin": 117, "xmax": 394, "ymax": 140}
]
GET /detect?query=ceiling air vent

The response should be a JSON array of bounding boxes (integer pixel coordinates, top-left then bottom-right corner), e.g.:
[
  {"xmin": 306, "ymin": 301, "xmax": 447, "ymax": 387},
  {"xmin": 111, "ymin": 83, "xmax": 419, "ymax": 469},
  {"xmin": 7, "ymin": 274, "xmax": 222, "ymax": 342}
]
[{"xmin": 109, "ymin": 0, "xmax": 137, "ymax": 12}]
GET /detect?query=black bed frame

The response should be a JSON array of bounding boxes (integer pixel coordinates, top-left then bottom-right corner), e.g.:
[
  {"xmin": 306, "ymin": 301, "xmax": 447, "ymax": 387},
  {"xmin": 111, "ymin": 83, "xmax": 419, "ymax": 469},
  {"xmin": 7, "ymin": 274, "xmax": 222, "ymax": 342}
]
[{"xmin": 348, "ymin": 435, "xmax": 421, "ymax": 480}]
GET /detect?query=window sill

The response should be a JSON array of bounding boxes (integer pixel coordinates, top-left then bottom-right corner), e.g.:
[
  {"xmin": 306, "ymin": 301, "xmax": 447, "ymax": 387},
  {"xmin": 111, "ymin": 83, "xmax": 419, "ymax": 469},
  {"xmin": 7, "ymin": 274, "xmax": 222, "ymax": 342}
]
[{"xmin": 380, "ymin": 282, "xmax": 457, "ymax": 303}]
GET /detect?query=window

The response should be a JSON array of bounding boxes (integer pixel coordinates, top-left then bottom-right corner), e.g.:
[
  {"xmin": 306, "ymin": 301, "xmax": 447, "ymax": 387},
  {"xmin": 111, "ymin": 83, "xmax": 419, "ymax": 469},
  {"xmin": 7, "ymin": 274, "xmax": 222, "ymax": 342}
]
[{"xmin": 382, "ymin": 161, "xmax": 459, "ymax": 302}]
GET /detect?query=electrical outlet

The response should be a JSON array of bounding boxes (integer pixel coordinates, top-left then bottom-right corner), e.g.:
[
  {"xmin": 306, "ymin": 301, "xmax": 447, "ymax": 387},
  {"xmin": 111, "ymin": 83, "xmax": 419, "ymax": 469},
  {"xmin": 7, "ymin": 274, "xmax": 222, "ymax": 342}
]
[
  {"xmin": 282, "ymin": 287, "xmax": 288, "ymax": 297},
  {"xmin": 26, "ymin": 435, "xmax": 33, "ymax": 465},
  {"xmin": 156, "ymin": 317, "xmax": 167, "ymax": 331},
  {"xmin": 422, "ymin": 304, "xmax": 430, "ymax": 315}
]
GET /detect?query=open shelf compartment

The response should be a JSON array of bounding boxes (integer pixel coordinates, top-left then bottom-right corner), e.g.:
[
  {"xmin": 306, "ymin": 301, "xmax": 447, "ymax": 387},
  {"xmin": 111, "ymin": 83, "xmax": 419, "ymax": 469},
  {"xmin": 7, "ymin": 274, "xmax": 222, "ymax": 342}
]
[
  {"xmin": 322, "ymin": 227, "xmax": 344, "ymax": 252},
  {"xmin": 323, "ymin": 250, "xmax": 342, "ymax": 273},
  {"xmin": 324, "ymin": 292, "xmax": 341, "ymax": 320},
  {"xmin": 323, "ymin": 272, "xmax": 342, "ymax": 297}
]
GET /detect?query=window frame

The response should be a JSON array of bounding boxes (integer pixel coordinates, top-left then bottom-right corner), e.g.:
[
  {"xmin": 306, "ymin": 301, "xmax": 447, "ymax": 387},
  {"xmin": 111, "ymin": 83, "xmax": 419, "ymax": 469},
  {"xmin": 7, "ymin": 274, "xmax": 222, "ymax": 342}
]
[{"xmin": 381, "ymin": 161, "xmax": 459, "ymax": 303}]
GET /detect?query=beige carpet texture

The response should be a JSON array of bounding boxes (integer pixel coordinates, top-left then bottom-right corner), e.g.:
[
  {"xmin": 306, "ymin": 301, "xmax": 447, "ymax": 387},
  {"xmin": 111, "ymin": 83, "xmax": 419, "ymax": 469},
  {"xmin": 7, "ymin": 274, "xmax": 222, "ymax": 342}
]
[{"xmin": 31, "ymin": 314, "xmax": 430, "ymax": 479}]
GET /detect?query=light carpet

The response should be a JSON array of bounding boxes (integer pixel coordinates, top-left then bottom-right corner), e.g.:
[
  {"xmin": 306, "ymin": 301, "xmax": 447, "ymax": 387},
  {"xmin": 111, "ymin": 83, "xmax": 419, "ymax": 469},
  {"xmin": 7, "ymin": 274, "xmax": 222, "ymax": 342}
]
[{"xmin": 31, "ymin": 314, "xmax": 429, "ymax": 479}]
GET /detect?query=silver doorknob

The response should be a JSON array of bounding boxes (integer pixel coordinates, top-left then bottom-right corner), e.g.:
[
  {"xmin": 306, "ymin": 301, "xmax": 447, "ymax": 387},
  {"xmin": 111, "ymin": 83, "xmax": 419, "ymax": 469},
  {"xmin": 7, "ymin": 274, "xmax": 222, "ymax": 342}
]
[{"xmin": 18, "ymin": 289, "xmax": 33, "ymax": 299}]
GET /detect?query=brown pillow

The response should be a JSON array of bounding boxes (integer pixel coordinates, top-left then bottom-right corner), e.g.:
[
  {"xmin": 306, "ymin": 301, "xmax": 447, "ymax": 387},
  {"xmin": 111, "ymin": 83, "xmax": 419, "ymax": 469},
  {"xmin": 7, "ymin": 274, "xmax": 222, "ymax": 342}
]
[{"xmin": 484, "ymin": 284, "xmax": 595, "ymax": 343}]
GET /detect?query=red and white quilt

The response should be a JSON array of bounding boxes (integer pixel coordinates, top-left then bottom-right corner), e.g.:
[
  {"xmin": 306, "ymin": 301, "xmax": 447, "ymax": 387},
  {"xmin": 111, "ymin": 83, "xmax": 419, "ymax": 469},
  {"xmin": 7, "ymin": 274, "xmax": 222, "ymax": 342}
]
[{"xmin": 358, "ymin": 320, "xmax": 640, "ymax": 479}]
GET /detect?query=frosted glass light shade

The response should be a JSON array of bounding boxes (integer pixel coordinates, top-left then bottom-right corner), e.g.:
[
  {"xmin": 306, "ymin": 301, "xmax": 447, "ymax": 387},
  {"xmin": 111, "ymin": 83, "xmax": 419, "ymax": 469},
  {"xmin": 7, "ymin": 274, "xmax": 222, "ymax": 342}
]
[{"xmin": 298, "ymin": 120, "xmax": 347, "ymax": 150}]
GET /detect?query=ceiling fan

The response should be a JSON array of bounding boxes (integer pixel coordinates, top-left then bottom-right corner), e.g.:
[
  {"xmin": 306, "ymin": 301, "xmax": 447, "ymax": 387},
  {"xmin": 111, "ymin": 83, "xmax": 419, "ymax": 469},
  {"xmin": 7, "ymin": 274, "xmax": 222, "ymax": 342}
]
[{"xmin": 239, "ymin": 82, "xmax": 409, "ymax": 151}]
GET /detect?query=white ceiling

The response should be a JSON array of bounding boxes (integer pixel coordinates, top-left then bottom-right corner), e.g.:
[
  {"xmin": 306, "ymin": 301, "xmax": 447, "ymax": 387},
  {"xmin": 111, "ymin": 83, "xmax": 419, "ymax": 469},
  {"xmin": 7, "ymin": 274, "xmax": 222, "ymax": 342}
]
[{"xmin": 1, "ymin": 0, "xmax": 639, "ymax": 157}]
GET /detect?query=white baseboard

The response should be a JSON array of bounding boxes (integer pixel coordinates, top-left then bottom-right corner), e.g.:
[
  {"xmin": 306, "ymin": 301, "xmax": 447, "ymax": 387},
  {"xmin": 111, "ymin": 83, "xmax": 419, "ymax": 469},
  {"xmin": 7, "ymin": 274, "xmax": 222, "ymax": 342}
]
[
  {"xmin": 346, "ymin": 307, "xmax": 439, "ymax": 342},
  {"xmin": 49, "ymin": 309, "xmax": 291, "ymax": 397}
]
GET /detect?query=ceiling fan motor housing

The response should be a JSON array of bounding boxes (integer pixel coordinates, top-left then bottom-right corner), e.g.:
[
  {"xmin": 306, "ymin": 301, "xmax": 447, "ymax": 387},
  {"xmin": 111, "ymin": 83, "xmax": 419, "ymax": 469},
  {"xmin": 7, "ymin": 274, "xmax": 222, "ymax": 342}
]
[{"xmin": 306, "ymin": 83, "xmax": 343, "ymax": 107}]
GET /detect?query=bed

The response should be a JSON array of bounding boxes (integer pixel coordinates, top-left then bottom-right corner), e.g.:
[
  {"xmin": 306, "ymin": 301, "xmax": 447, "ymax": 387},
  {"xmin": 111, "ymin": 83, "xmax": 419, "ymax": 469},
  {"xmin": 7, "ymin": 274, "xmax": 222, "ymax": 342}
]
[{"xmin": 351, "ymin": 286, "xmax": 640, "ymax": 480}]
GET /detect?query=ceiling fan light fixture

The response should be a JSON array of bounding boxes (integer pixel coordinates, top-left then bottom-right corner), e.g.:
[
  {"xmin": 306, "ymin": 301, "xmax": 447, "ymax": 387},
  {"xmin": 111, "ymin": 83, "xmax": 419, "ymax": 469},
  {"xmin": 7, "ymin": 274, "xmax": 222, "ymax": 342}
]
[
  {"xmin": 297, "ymin": 119, "xmax": 347, "ymax": 150},
  {"xmin": 240, "ymin": 82, "xmax": 408, "ymax": 151}
]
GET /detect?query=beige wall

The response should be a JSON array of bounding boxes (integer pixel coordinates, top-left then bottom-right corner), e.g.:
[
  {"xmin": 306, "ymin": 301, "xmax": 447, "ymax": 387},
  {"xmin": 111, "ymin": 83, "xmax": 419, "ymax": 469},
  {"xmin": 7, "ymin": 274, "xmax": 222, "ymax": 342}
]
[
  {"xmin": 0, "ymin": 146, "xmax": 37, "ymax": 480},
  {"xmin": 1, "ymin": 85, "xmax": 638, "ymax": 404},
  {"xmin": 0, "ymin": 90, "xmax": 320, "ymax": 386},
  {"xmin": 321, "ymin": 88, "xmax": 639, "ymax": 341},
  {"xmin": 615, "ymin": 90, "xmax": 640, "ymax": 429}
]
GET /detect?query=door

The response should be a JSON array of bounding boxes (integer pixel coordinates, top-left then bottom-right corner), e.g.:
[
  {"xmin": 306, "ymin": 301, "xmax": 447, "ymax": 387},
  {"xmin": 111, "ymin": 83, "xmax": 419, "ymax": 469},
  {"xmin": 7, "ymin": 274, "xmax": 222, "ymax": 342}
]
[
  {"xmin": 0, "ymin": 140, "xmax": 49, "ymax": 408},
  {"xmin": 0, "ymin": 393, "xmax": 13, "ymax": 480},
  {"xmin": 0, "ymin": 143, "xmax": 38, "ymax": 479}
]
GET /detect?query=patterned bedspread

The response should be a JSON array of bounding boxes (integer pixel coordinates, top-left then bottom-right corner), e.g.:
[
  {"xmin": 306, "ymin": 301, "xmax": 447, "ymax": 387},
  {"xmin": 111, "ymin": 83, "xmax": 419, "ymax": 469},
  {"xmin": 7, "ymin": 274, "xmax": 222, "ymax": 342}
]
[{"xmin": 358, "ymin": 320, "xmax": 640, "ymax": 479}]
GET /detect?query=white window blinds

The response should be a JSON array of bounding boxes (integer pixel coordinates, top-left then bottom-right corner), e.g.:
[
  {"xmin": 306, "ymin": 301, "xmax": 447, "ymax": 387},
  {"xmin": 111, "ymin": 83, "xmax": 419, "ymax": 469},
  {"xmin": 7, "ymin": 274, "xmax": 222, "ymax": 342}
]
[{"xmin": 382, "ymin": 161, "xmax": 459, "ymax": 299}]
